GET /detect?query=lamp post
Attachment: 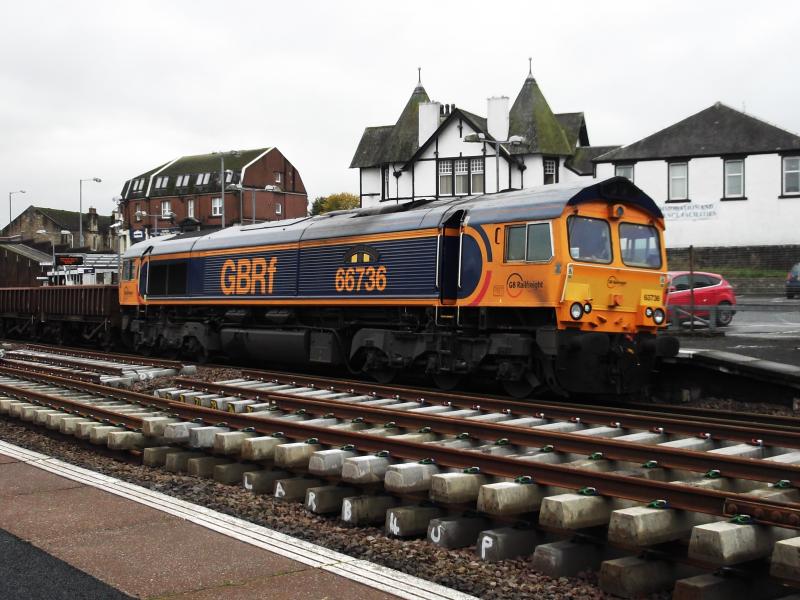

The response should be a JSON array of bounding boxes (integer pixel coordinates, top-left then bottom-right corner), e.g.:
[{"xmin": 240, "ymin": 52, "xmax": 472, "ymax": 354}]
[
  {"xmin": 79, "ymin": 177, "xmax": 102, "ymax": 247},
  {"xmin": 463, "ymin": 134, "xmax": 526, "ymax": 193},
  {"xmin": 8, "ymin": 189, "xmax": 26, "ymax": 230},
  {"xmin": 212, "ymin": 151, "xmax": 240, "ymax": 229},
  {"xmin": 135, "ymin": 210, "xmax": 175, "ymax": 237},
  {"xmin": 109, "ymin": 221, "xmax": 123, "ymax": 278}
]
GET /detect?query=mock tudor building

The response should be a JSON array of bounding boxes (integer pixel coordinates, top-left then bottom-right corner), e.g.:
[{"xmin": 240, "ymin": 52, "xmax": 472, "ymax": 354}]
[
  {"xmin": 594, "ymin": 103, "xmax": 800, "ymax": 265},
  {"xmin": 350, "ymin": 67, "xmax": 617, "ymax": 207},
  {"xmin": 119, "ymin": 147, "xmax": 307, "ymax": 246}
]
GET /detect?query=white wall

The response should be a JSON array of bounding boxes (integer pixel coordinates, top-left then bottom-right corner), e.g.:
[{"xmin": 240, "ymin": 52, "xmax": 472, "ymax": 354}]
[
  {"xmin": 360, "ymin": 168, "xmax": 382, "ymax": 208},
  {"xmin": 597, "ymin": 153, "xmax": 799, "ymax": 247}
]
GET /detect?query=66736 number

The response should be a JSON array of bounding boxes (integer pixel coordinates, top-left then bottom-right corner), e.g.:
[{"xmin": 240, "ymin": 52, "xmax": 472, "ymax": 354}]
[{"xmin": 334, "ymin": 265, "xmax": 387, "ymax": 292}]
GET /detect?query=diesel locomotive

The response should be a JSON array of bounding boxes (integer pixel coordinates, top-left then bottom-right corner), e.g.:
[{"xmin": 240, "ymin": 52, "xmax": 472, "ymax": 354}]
[{"xmin": 114, "ymin": 177, "xmax": 678, "ymax": 397}]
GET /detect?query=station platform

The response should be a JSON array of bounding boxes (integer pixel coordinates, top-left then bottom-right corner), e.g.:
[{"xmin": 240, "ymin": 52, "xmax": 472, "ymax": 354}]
[{"xmin": 0, "ymin": 441, "xmax": 471, "ymax": 600}]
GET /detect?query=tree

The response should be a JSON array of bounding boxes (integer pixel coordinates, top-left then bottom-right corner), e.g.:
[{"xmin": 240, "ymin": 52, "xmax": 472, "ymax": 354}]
[{"xmin": 310, "ymin": 192, "xmax": 359, "ymax": 215}]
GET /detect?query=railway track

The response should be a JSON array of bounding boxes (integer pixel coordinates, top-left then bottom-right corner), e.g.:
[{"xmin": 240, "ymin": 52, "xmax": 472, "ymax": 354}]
[{"xmin": 0, "ymin": 361, "xmax": 799, "ymax": 598}]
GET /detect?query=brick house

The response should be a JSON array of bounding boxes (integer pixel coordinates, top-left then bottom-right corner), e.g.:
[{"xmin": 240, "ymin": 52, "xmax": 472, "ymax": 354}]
[{"xmin": 119, "ymin": 147, "xmax": 307, "ymax": 246}]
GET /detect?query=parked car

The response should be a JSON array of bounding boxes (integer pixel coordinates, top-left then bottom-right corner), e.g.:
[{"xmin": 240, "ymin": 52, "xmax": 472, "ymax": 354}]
[
  {"xmin": 786, "ymin": 263, "xmax": 800, "ymax": 299},
  {"xmin": 666, "ymin": 271, "xmax": 737, "ymax": 326}
]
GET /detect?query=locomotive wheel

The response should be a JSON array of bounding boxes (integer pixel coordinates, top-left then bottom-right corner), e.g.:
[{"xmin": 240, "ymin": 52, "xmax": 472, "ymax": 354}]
[
  {"xmin": 502, "ymin": 378, "xmax": 534, "ymax": 399},
  {"xmin": 368, "ymin": 367, "xmax": 397, "ymax": 384},
  {"xmin": 432, "ymin": 373, "xmax": 461, "ymax": 391}
]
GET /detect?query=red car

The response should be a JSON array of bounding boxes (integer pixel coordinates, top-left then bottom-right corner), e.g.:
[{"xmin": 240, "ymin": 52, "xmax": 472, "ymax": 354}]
[{"xmin": 666, "ymin": 271, "xmax": 737, "ymax": 326}]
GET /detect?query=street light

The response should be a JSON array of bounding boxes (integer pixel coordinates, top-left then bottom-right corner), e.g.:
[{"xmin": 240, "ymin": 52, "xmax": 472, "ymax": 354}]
[
  {"xmin": 8, "ymin": 189, "xmax": 26, "ymax": 230},
  {"xmin": 135, "ymin": 210, "xmax": 175, "ymax": 236},
  {"xmin": 79, "ymin": 177, "xmax": 102, "ymax": 247},
  {"xmin": 463, "ymin": 133, "xmax": 526, "ymax": 193},
  {"xmin": 212, "ymin": 150, "xmax": 240, "ymax": 229}
]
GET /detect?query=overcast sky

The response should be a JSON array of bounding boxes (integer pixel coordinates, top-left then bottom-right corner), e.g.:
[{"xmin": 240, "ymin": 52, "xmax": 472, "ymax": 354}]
[{"xmin": 1, "ymin": 0, "xmax": 798, "ymax": 224}]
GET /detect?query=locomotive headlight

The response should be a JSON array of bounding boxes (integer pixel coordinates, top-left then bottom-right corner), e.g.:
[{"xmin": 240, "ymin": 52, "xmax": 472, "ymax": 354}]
[
  {"xmin": 645, "ymin": 307, "xmax": 654, "ymax": 318},
  {"xmin": 583, "ymin": 303, "xmax": 592, "ymax": 314},
  {"xmin": 569, "ymin": 302, "xmax": 584, "ymax": 320},
  {"xmin": 653, "ymin": 308, "xmax": 666, "ymax": 325}
]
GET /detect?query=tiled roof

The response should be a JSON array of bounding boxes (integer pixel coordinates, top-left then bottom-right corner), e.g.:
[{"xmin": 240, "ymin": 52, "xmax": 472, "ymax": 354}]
[
  {"xmin": 349, "ymin": 84, "xmax": 430, "ymax": 168},
  {"xmin": 555, "ymin": 113, "xmax": 589, "ymax": 148},
  {"xmin": 565, "ymin": 146, "xmax": 620, "ymax": 176},
  {"xmin": 508, "ymin": 74, "xmax": 573, "ymax": 156},
  {"xmin": 37, "ymin": 207, "xmax": 114, "ymax": 233},
  {"xmin": 595, "ymin": 102, "xmax": 800, "ymax": 162}
]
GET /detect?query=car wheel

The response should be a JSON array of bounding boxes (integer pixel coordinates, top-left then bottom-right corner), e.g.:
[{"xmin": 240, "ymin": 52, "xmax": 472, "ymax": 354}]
[{"xmin": 716, "ymin": 301, "xmax": 733, "ymax": 327}]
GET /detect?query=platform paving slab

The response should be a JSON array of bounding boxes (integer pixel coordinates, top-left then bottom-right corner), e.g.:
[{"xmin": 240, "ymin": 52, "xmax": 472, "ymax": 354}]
[
  {"xmin": 427, "ymin": 515, "xmax": 491, "ymax": 549},
  {"xmin": 475, "ymin": 527, "xmax": 540, "ymax": 562},
  {"xmin": 342, "ymin": 495, "xmax": 398, "ymax": 526}
]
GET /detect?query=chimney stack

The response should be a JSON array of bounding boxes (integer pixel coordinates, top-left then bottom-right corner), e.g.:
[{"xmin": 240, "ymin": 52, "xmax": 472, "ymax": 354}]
[
  {"xmin": 418, "ymin": 101, "xmax": 442, "ymax": 146},
  {"xmin": 487, "ymin": 96, "xmax": 509, "ymax": 142}
]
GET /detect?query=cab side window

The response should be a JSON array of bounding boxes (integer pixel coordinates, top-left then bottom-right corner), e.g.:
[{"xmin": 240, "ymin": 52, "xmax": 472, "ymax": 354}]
[
  {"xmin": 505, "ymin": 226, "xmax": 526, "ymax": 261},
  {"xmin": 672, "ymin": 275, "xmax": 690, "ymax": 291},
  {"xmin": 505, "ymin": 222, "xmax": 553, "ymax": 263}
]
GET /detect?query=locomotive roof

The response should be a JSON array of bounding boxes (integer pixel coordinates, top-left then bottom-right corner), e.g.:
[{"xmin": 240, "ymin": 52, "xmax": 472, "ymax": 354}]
[{"xmin": 124, "ymin": 177, "xmax": 660, "ymax": 259}]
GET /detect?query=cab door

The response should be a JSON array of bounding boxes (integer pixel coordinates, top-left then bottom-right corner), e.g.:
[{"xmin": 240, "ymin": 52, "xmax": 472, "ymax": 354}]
[{"xmin": 438, "ymin": 210, "xmax": 465, "ymax": 305}]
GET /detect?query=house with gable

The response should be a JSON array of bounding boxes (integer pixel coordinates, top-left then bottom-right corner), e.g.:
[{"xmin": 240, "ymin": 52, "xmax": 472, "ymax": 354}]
[
  {"xmin": 350, "ymin": 66, "xmax": 617, "ymax": 207},
  {"xmin": 594, "ymin": 102, "xmax": 800, "ymax": 266}
]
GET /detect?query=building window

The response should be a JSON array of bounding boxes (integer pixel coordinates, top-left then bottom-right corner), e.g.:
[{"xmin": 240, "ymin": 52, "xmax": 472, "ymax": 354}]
[
  {"xmin": 186, "ymin": 199, "xmax": 195, "ymax": 219},
  {"xmin": 135, "ymin": 203, "xmax": 142, "ymax": 221},
  {"xmin": 154, "ymin": 176, "xmax": 169, "ymax": 189},
  {"xmin": 383, "ymin": 167, "xmax": 390, "ymax": 200},
  {"xmin": 784, "ymin": 156, "xmax": 800, "ymax": 195},
  {"xmin": 211, "ymin": 197, "xmax": 222, "ymax": 216},
  {"xmin": 133, "ymin": 178, "xmax": 145, "ymax": 192},
  {"xmin": 615, "ymin": 164, "xmax": 634, "ymax": 182},
  {"xmin": 454, "ymin": 159, "xmax": 469, "ymax": 195},
  {"xmin": 471, "ymin": 159, "xmax": 484, "ymax": 194},
  {"xmin": 668, "ymin": 162, "xmax": 688, "ymax": 201},
  {"xmin": 543, "ymin": 158, "xmax": 557, "ymax": 185},
  {"xmin": 439, "ymin": 160, "xmax": 453, "ymax": 195},
  {"xmin": 225, "ymin": 170, "xmax": 233, "ymax": 183},
  {"xmin": 175, "ymin": 174, "xmax": 190, "ymax": 187},
  {"xmin": 724, "ymin": 159, "xmax": 744, "ymax": 198},
  {"xmin": 276, "ymin": 202, "xmax": 282, "ymax": 215},
  {"xmin": 274, "ymin": 172, "xmax": 282, "ymax": 183},
  {"xmin": 196, "ymin": 172, "xmax": 211, "ymax": 186},
  {"xmin": 160, "ymin": 200, "xmax": 172, "ymax": 218}
]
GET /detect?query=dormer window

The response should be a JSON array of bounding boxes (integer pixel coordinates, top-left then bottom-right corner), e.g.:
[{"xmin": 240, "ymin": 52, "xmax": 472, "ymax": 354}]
[
  {"xmin": 195, "ymin": 173, "xmax": 211, "ymax": 186},
  {"xmin": 133, "ymin": 179, "xmax": 145, "ymax": 192},
  {"xmin": 154, "ymin": 176, "xmax": 169, "ymax": 189},
  {"xmin": 175, "ymin": 174, "xmax": 190, "ymax": 187}
]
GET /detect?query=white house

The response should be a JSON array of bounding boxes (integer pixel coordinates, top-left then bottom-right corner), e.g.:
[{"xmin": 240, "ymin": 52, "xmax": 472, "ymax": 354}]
[
  {"xmin": 350, "ymin": 68, "xmax": 617, "ymax": 207},
  {"xmin": 595, "ymin": 103, "xmax": 800, "ymax": 250}
]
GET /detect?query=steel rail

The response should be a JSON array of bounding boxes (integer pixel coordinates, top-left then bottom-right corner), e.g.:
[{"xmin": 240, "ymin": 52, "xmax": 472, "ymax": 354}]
[
  {"xmin": 21, "ymin": 342, "xmax": 188, "ymax": 371},
  {"xmin": 203, "ymin": 374, "xmax": 800, "ymax": 449},
  {"xmin": 241, "ymin": 369, "xmax": 800, "ymax": 432},
  {"xmin": 2, "ymin": 352, "xmax": 136, "ymax": 377},
  {"xmin": 0, "ymin": 358, "xmax": 102, "ymax": 384},
  {"xmin": 0, "ymin": 366, "xmax": 798, "ymax": 529},
  {"xmin": 173, "ymin": 378, "xmax": 800, "ymax": 487}
]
